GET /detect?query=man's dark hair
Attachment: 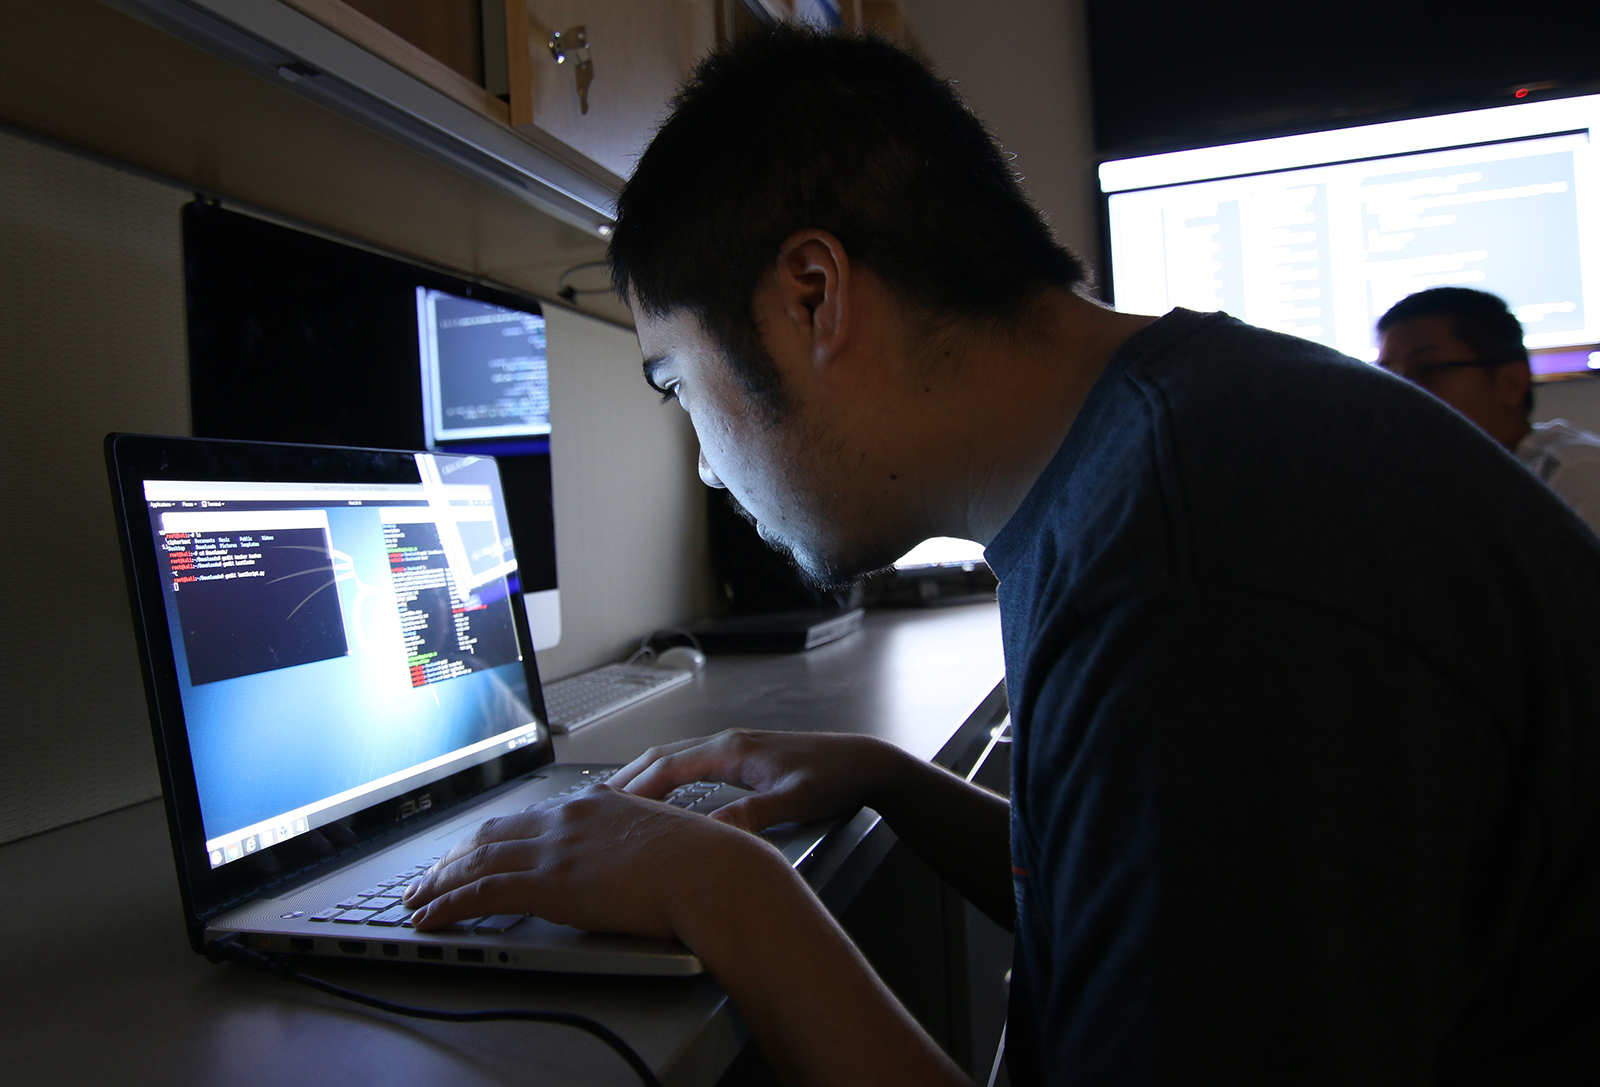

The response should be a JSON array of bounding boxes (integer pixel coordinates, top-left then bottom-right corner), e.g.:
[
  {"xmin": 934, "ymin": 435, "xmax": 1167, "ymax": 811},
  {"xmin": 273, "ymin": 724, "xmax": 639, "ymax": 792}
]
[
  {"xmin": 1377, "ymin": 287, "xmax": 1532, "ymax": 412},
  {"xmin": 609, "ymin": 26, "xmax": 1086, "ymax": 412}
]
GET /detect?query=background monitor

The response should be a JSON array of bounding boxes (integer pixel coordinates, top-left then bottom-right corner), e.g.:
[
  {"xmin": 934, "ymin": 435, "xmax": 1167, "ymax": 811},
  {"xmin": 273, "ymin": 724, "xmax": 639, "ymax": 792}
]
[
  {"xmin": 1101, "ymin": 94, "xmax": 1600, "ymax": 377},
  {"xmin": 182, "ymin": 203, "xmax": 562, "ymax": 648},
  {"xmin": 878, "ymin": 536, "xmax": 995, "ymax": 608},
  {"xmin": 417, "ymin": 287, "xmax": 551, "ymax": 448},
  {"xmin": 893, "ymin": 536, "xmax": 987, "ymax": 572}
]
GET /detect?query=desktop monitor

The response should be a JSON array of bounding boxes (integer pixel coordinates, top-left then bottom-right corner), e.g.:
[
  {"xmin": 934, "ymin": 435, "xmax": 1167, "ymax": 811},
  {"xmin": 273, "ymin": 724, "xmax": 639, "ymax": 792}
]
[
  {"xmin": 182, "ymin": 203, "xmax": 562, "ymax": 648},
  {"xmin": 893, "ymin": 537, "xmax": 987, "ymax": 573},
  {"xmin": 1101, "ymin": 93, "xmax": 1600, "ymax": 377},
  {"xmin": 417, "ymin": 287, "xmax": 551, "ymax": 449},
  {"xmin": 880, "ymin": 537, "xmax": 995, "ymax": 607}
]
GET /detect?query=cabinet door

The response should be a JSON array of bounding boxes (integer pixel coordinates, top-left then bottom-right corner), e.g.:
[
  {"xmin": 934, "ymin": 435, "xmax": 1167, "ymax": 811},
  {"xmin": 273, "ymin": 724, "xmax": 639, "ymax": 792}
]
[{"xmin": 507, "ymin": 0, "xmax": 718, "ymax": 180}]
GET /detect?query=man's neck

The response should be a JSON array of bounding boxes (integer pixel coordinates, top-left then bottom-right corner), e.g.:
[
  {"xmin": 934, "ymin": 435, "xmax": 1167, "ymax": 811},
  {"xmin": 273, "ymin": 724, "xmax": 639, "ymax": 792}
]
[{"xmin": 913, "ymin": 291, "xmax": 1156, "ymax": 547}]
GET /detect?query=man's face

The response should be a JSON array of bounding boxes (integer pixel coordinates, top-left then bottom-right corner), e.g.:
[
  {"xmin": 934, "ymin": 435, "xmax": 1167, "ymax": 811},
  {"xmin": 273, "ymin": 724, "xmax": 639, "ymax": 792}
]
[
  {"xmin": 1376, "ymin": 314, "xmax": 1528, "ymax": 442},
  {"xmin": 634, "ymin": 307, "xmax": 892, "ymax": 588}
]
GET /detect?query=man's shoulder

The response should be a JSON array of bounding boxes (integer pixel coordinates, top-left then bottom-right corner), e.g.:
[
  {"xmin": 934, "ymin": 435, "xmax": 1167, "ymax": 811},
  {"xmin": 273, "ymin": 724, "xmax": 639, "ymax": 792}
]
[
  {"xmin": 992, "ymin": 310, "xmax": 1493, "ymax": 593},
  {"xmin": 998, "ymin": 311, "xmax": 1600, "ymax": 707},
  {"xmin": 1122, "ymin": 313, "xmax": 1545, "ymax": 523},
  {"xmin": 1119, "ymin": 310, "xmax": 1403, "ymax": 420},
  {"xmin": 1132, "ymin": 309, "xmax": 1353, "ymax": 364},
  {"xmin": 989, "ymin": 315, "xmax": 1380, "ymax": 667}
]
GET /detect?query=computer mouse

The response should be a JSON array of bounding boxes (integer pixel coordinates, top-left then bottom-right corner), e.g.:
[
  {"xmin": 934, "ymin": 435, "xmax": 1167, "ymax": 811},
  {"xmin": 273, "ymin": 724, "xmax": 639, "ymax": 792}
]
[{"xmin": 655, "ymin": 646, "xmax": 706, "ymax": 674}]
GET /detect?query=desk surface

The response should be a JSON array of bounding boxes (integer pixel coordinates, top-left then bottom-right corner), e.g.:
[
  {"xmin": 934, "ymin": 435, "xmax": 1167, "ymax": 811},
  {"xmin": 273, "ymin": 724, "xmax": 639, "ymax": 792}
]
[{"xmin": 0, "ymin": 603, "xmax": 1004, "ymax": 1087}]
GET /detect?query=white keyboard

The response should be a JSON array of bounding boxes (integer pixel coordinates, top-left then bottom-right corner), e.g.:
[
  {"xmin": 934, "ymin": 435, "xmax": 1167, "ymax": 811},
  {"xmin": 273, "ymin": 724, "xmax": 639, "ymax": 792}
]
[{"xmin": 541, "ymin": 663, "xmax": 693, "ymax": 734}]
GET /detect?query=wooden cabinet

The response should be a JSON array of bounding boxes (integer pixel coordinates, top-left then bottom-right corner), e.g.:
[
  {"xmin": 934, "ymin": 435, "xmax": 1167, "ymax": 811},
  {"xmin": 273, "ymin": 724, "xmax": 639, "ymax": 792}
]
[
  {"xmin": 278, "ymin": 0, "xmax": 513, "ymax": 126},
  {"xmin": 281, "ymin": 0, "xmax": 916, "ymax": 185},
  {"xmin": 504, "ymin": 1, "xmax": 719, "ymax": 181},
  {"xmin": 499, "ymin": 0, "xmax": 917, "ymax": 180},
  {"xmin": 274, "ymin": 0, "xmax": 724, "ymax": 184},
  {"xmin": 340, "ymin": 0, "xmax": 487, "ymax": 83},
  {"xmin": 192, "ymin": 0, "xmax": 913, "ymax": 222}
]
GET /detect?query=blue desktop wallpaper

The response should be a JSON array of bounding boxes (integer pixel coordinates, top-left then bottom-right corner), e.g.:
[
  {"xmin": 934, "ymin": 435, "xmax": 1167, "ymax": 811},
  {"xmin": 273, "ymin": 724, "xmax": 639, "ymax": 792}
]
[{"xmin": 156, "ymin": 504, "xmax": 537, "ymax": 841}]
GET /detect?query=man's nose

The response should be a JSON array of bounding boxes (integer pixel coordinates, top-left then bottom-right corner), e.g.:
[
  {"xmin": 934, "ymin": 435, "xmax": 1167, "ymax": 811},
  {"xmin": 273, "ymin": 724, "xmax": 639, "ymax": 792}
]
[{"xmin": 698, "ymin": 447, "xmax": 727, "ymax": 489}]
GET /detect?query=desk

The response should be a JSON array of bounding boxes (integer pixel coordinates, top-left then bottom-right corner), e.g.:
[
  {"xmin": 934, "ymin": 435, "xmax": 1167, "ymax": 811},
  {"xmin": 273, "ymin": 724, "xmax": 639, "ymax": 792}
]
[{"xmin": 0, "ymin": 604, "xmax": 1005, "ymax": 1087}]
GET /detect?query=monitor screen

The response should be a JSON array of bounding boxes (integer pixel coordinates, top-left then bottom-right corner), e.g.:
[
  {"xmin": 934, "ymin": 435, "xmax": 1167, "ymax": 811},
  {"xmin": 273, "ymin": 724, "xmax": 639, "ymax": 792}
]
[
  {"xmin": 142, "ymin": 453, "xmax": 542, "ymax": 870},
  {"xmin": 418, "ymin": 287, "xmax": 552, "ymax": 447},
  {"xmin": 1101, "ymin": 94, "xmax": 1600, "ymax": 374},
  {"xmin": 893, "ymin": 537, "xmax": 988, "ymax": 572}
]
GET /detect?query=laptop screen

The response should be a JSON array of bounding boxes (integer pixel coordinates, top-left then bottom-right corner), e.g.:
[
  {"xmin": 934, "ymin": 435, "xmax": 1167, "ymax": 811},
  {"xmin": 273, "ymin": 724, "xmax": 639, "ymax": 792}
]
[{"xmin": 138, "ymin": 452, "xmax": 544, "ymax": 870}]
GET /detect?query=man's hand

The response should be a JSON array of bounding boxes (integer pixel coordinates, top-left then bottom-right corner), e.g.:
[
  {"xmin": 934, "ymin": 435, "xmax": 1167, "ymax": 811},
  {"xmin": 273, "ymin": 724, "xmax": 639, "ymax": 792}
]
[
  {"xmin": 401, "ymin": 784, "xmax": 784, "ymax": 936},
  {"xmin": 611, "ymin": 729, "xmax": 912, "ymax": 833},
  {"xmin": 401, "ymin": 739, "xmax": 977, "ymax": 1087}
]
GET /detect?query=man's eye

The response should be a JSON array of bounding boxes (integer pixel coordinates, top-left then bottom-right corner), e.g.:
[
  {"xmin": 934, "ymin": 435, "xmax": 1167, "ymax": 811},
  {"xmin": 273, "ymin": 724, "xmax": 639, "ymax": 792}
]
[{"xmin": 643, "ymin": 362, "xmax": 682, "ymax": 403}]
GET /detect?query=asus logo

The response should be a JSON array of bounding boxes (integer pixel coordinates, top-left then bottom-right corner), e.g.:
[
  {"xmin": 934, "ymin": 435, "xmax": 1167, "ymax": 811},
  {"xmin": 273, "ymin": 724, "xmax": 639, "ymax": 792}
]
[{"xmin": 398, "ymin": 793, "xmax": 433, "ymax": 819}]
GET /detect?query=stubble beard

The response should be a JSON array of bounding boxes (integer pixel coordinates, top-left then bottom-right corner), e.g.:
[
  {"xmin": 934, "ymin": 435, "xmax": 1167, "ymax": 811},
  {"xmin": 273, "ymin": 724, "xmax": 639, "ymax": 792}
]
[
  {"xmin": 721, "ymin": 488, "xmax": 896, "ymax": 592},
  {"xmin": 717, "ymin": 341, "xmax": 901, "ymax": 590}
]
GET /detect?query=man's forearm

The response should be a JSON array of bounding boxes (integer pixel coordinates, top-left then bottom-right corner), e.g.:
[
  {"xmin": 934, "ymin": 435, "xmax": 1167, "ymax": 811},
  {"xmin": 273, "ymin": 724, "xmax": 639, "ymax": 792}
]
[
  {"xmin": 676, "ymin": 840, "xmax": 970, "ymax": 1087},
  {"xmin": 866, "ymin": 745, "xmax": 1015, "ymax": 930}
]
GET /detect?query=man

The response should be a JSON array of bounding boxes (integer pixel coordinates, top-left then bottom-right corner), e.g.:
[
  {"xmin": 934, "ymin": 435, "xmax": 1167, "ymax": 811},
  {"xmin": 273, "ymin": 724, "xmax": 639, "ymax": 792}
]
[
  {"xmin": 1377, "ymin": 286, "xmax": 1600, "ymax": 533},
  {"xmin": 403, "ymin": 30, "xmax": 1600, "ymax": 1085}
]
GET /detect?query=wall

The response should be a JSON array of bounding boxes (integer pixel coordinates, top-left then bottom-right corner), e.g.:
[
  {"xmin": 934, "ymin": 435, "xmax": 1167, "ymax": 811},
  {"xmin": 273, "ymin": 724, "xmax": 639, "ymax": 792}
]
[
  {"xmin": 900, "ymin": 0, "xmax": 1101, "ymax": 283},
  {"xmin": 0, "ymin": 126, "xmax": 714, "ymax": 844},
  {"xmin": 0, "ymin": 126, "xmax": 188, "ymax": 846},
  {"xmin": 539, "ymin": 308, "xmax": 718, "ymax": 680}
]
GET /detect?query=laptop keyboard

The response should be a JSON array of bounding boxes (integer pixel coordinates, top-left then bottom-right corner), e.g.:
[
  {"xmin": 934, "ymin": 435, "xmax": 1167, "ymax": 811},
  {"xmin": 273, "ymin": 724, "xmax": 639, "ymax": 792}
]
[
  {"xmin": 305, "ymin": 770, "xmax": 720, "ymax": 932},
  {"xmin": 308, "ymin": 858, "xmax": 438, "ymax": 927}
]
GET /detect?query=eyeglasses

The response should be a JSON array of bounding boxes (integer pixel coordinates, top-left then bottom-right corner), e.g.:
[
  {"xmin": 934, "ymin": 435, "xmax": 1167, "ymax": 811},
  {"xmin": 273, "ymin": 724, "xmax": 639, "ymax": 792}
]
[{"xmin": 1379, "ymin": 355, "xmax": 1526, "ymax": 387}]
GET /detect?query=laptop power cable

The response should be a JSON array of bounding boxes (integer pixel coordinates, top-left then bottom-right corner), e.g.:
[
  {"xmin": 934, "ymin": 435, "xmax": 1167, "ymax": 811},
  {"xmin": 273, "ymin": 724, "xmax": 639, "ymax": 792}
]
[{"xmin": 206, "ymin": 934, "xmax": 663, "ymax": 1087}]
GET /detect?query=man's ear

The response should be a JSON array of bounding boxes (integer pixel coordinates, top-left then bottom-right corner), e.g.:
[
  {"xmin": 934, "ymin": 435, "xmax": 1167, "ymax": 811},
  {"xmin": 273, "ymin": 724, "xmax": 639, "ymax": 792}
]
[
  {"xmin": 1496, "ymin": 359, "xmax": 1532, "ymax": 409},
  {"xmin": 768, "ymin": 230, "xmax": 851, "ymax": 367}
]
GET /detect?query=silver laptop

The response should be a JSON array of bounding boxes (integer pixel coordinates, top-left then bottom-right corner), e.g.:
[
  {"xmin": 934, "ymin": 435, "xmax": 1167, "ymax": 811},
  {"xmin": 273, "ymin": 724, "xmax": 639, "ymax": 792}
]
[{"xmin": 106, "ymin": 433, "xmax": 819, "ymax": 976}]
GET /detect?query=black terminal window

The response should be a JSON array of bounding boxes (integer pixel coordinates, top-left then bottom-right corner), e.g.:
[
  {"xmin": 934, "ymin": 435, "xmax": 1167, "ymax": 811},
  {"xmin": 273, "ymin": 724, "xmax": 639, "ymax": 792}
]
[{"xmin": 162, "ymin": 520, "xmax": 348, "ymax": 686}]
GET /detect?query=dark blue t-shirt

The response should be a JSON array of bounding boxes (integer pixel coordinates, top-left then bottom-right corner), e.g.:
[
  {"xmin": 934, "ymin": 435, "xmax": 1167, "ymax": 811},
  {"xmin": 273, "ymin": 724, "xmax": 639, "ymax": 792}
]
[{"xmin": 985, "ymin": 310, "xmax": 1600, "ymax": 1085}]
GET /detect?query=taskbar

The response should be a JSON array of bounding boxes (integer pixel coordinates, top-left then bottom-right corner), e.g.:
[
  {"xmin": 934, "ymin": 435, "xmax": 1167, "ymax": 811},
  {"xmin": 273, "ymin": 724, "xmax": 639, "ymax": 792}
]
[{"xmin": 204, "ymin": 720, "xmax": 543, "ymax": 869}]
